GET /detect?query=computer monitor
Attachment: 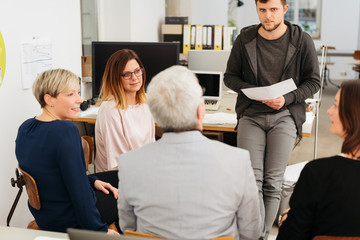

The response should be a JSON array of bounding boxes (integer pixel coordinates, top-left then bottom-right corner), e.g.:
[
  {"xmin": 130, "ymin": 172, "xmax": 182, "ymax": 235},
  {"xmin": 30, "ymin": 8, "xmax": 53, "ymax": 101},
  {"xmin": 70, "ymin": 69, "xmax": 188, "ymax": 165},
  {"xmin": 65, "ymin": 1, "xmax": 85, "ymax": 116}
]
[
  {"xmin": 188, "ymin": 50, "xmax": 231, "ymax": 73},
  {"xmin": 92, "ymin": 41, "xmax": 180, "ymax": 99},
  {"xmin": 68, "ymin": 228, "xmax": 150, "ymax": 240},
  {"xmin": 191, "ymin": 70, "xmax": 223, "ymax": 101}
]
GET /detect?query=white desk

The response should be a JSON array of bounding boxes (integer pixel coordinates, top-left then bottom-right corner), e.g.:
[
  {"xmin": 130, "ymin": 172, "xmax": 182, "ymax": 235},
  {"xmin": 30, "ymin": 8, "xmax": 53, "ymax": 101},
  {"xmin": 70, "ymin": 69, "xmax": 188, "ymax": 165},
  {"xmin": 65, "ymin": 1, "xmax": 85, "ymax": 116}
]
[
  {"xmin": 75, "ymin": 91, "xmax": 314, "ymax": 136},
  {"xmin": 0, "ymin": 226, "xmax": 68, "ymax": 240}
]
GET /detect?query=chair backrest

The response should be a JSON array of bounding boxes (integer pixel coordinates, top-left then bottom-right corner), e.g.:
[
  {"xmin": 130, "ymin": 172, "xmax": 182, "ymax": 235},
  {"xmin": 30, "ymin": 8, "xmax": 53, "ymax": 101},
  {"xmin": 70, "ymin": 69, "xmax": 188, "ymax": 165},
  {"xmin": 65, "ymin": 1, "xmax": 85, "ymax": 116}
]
[
  {"xmin": 209, "ymin": 237, "xmax": 234, "ymax": 240},
  {"xmin": 108, "ymin": 222, "xmax": 119, "ymax": 233},
  {"xmin": 354, "ymin": 50, "xmax": 360, "ymax": 60},
  {"xmin": 81, "ymin": 136, "xmax": 93, "ymax": 171},
  {"xmin": 313, "ymin": 236, "xmax": 360, "ymax": 240},
  {"xmin": 124, "ymin": 230, "xmax": 160, "ymax": 239},
  {"xmin": 18, "ymin": 165, "xmax": 41, "ymax": 210},
  {"xmin": 124, "ymin": 230, "xmax": 234, "ymax": 240}
]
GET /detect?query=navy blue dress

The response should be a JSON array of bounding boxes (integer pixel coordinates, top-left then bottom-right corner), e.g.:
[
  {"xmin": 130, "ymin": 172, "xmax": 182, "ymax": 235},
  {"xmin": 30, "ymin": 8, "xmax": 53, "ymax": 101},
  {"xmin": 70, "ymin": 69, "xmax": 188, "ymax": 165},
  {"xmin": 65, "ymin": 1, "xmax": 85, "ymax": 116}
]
[{"xmin": 15, "ymin": 118, "xmax": 107, "ymax": 233}]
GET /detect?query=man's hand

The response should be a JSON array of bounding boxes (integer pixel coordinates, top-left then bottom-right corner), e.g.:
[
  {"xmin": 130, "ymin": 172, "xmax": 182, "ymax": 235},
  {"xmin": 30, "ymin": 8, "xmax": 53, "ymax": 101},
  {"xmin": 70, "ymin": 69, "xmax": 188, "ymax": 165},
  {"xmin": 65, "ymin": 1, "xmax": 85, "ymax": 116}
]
[
  {"xmin": 94, "ymin": 180, "xmax": 118, "ymax": 199},
  {"xmin": 261, "ymin": 96, "xmax": 285, "ymax": 110}
]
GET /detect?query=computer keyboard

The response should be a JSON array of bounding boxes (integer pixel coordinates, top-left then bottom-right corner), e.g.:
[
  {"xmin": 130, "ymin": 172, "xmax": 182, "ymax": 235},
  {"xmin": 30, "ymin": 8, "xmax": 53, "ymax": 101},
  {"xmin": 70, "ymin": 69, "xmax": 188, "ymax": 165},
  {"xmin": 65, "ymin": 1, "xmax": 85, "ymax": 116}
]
[{"xmin": 205, "ymin": 100, "xmax": 220, "ymax": 111}]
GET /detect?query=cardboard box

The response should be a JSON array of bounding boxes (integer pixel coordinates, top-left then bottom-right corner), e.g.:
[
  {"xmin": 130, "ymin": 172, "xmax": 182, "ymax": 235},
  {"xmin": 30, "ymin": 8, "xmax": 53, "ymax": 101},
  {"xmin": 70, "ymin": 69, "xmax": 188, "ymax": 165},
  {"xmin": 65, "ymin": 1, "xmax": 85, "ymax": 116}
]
[{"xmin": 81, "ymin": 56, "xmax": 92, "ymax": 77}]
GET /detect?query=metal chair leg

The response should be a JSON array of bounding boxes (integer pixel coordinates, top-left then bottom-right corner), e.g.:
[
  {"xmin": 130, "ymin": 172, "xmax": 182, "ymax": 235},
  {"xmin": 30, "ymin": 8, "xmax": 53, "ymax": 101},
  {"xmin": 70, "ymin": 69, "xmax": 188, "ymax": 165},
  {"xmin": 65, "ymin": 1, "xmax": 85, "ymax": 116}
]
[{"xmin": 6, "ymin": 168, "xmax": 25, "ymax": 226}]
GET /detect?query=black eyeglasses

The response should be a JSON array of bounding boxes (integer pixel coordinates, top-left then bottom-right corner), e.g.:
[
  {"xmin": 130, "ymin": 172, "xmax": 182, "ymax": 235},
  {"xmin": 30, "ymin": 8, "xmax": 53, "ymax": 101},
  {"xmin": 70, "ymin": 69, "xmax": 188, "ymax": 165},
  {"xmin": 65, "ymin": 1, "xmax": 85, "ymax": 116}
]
[{"xmin": 121, "ymin": 68, "xmax": 144, "ymax": 80}]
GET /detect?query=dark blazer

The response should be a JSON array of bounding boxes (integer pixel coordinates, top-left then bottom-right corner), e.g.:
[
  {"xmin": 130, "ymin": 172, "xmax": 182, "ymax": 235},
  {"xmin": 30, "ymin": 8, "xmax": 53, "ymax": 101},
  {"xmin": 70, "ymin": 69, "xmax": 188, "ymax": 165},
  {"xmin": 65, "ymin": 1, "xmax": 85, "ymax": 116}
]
[{"xmin": 224, "ymin": 21, "xmax": 320, "ymax": 137}]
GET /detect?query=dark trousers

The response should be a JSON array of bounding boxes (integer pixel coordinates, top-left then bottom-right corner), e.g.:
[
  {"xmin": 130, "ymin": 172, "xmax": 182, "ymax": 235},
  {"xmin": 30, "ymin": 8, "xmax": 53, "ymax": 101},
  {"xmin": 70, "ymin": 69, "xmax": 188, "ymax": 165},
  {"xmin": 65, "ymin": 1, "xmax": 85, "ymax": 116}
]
[{"xmin": 90, "ymin": 170, "xmax": 121, "ymax": 233}]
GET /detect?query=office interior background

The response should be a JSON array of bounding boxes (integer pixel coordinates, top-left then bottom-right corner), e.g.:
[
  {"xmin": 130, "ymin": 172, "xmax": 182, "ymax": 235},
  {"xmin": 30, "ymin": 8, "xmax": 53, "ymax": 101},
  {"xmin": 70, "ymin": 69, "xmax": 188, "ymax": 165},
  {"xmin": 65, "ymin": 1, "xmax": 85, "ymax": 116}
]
[{"xmin": 0, "ymin": 0, "xmax": 359, "ymax": 228}]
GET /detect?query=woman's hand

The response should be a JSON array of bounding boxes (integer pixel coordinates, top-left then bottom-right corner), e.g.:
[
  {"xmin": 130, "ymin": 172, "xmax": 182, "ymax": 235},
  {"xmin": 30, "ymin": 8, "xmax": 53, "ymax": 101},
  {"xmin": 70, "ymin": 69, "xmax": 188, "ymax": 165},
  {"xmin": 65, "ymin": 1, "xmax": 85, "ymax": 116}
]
[
  {"xmin": 278, "ymin": 208, "xmax": 290, "ymax": 227},
  {"xmin": 94, "ymin": 180, "xmax": 118, "ymax": 199},
  {"xmin": 107, "ymin": 229, "xmax": 120, "ymax": 235}
]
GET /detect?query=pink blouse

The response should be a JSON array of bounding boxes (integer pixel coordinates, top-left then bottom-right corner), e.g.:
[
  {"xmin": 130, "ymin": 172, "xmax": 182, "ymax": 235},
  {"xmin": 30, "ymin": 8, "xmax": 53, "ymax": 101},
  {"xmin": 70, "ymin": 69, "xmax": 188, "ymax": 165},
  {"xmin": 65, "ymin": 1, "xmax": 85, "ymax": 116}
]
[{"xmin": 94, "ymin": 100, "xmax": 155, "ymax": 172}]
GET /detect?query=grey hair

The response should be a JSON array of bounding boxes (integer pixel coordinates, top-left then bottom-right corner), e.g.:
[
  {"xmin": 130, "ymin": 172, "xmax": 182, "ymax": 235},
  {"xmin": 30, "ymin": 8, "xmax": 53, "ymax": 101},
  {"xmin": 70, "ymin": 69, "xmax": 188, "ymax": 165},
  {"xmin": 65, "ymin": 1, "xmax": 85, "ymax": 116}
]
[{"xmin": 147, "ymin": 65, "xmax": 203, "ymax": 132}]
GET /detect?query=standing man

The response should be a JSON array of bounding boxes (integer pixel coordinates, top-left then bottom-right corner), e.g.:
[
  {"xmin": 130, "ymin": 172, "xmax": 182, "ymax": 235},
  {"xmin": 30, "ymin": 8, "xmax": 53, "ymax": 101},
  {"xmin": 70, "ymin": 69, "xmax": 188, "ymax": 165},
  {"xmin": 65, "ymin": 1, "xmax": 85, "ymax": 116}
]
[
  {"xmin": 118, "ymin": 66, "xmax": 261, "ymax": 240},
  {"xmin": 224, "ymin": 0, "xmax": 320, "ymax": 239}
]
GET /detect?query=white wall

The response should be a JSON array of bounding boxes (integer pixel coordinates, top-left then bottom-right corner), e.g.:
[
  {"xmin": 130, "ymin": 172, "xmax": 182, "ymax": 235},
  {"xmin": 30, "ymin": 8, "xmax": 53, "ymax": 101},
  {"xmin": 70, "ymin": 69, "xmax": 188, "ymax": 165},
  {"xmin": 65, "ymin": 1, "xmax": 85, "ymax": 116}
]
[
  {"xmin": 319, "ymin": 0, "xmax": 359, "ymax": 50},
  {"xmin": 166, "ymin": 0, "xmax": 192, "ymax": 21},
  {"xmin": 234, "ymin": 0, "xmax": 258, "ymax": 30},
  {"xmin": 98, "ymin": 0, "xmax": 131, "ymax": 41},
  {"xmin": 98, "ymin": 0, "xmax": 165, "ymax": 42},
  {"xmin": 316, "ymin": 0, "xmax": 360, "ymax": 79},
  {"xmin": 359, "ymin": 2, "xmax": 360, "ymax": 49},
  {"xmin": 190, "ymin": 0, "xmax": 228, "ymax": 25},
  {"xmin": 167, "ymin": 0, "xmax": 227, "ymax": 25},
  {"xmin": 131, "ymin": 0, "xmax": 165, "ymax": 41},
  {"xmin": 0, "ymin": 0, "xmax": 82, "ymax": 227}
]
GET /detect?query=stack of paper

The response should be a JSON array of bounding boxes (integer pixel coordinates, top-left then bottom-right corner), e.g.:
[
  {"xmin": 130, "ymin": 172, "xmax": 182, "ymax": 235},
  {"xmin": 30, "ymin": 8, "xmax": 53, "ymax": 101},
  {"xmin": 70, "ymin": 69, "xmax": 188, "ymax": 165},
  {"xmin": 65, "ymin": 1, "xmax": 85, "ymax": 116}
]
[
  {"xmin": 283, "ymin": 161, "xmax": 308, "ymax": 187},
  {"xmin": 203, "ymin": 112, "xmax": 237, "ymax": 125},
  {"xmin": 78, "ymin": 106, "xmax": 99, "ymax": 118},
  {"xmin": 302, "ymin": 112, "xmax": 315, "ymax": 134}
]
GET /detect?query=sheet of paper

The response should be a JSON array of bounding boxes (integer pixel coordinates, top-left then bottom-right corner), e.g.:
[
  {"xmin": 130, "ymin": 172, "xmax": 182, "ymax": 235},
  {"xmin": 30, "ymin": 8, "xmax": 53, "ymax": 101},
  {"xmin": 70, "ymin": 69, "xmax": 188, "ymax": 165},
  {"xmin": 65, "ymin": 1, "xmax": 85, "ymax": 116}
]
[
  {"xmin": 282, "ymin": 161, "xmax": 308, "ymax": 186},
  {"xmin": 302, "ymin": 112, "xmax": 315, "ymax": 134},
  {"xmin": 21, "ymin": 38, "xmax": 52, "ymax": 89},
  {"xmin": 203, "ymin": 112, "xmax": 237, "ymax": 125},
  {"xmin": 78, "ymin": 106, "xmax": 99, "ymax": 118},
  {"xmin": 241, "ymin": 78, "xmax": 297, "ymax": 101}
]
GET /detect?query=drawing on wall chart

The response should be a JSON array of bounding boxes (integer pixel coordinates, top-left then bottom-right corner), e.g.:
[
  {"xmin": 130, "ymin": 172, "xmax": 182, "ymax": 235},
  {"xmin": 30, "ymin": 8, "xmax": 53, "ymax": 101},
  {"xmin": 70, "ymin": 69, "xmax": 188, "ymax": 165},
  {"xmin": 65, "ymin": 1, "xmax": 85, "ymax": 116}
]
[
  {"xmin": 0, "ymin": 31, "xmax": 6, "ymax": 87},
  {"xmin": 21, "ymin": 38, "xmax": 52, "ymax": 89}
]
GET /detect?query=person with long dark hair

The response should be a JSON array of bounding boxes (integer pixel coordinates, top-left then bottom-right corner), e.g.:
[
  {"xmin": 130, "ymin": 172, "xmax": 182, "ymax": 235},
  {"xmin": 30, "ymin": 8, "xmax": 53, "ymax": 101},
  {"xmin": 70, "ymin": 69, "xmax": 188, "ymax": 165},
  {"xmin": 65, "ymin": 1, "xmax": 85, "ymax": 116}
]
[
  {"xmin": 277, "ymin": 80, "xmax": 360, "ymax": 239},
  {"xmin": 95, "ymin": 49, "xmax": 155, "ymax": 173}
]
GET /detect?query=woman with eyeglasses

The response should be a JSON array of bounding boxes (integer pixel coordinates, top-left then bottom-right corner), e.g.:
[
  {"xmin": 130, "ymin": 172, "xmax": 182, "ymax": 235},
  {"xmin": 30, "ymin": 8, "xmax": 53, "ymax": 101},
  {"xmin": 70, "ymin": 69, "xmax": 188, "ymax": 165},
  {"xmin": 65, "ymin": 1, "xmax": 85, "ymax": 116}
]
[{"xmin": 94, "ymin": 49, "xmax": 155, "ymax": 173}]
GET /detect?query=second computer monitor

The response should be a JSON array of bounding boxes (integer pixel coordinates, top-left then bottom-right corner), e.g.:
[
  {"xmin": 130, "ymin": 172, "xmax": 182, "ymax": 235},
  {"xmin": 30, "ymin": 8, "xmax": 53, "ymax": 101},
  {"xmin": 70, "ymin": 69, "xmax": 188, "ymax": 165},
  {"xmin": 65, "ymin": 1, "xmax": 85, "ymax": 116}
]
[
  {"xmin": 191, "ymin": 70, "xmax": 223, "ymax": 101},
  {"xmin": 188, "ymin": 50, "xmax": 231, "ymax": 73}
]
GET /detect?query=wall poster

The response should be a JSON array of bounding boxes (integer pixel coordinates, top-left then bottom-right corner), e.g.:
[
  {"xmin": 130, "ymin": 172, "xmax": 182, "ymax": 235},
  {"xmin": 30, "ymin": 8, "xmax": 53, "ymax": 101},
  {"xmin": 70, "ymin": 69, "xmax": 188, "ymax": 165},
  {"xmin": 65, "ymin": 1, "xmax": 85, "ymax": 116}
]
[{"xmin": 21, "ymin": 38, "xmax": 52, "ymax": 89}]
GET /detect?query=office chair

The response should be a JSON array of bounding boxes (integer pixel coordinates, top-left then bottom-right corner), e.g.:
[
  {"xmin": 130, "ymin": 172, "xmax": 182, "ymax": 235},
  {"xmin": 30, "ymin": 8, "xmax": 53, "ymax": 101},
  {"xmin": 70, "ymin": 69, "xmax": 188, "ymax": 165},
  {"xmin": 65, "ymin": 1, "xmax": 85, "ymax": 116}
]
[
  {"xmin": 7, "ymin": 164, "xmax": 118, "ymax": 232},
  {"xmin": 6, "ymin": 136, "xmax": 98, "ymax": 229},
  {"xmin": 81, "ymin": 135, "xmax": 93, "ymax": 171},
  {"xmin": 6, "ymin": 165, "xmax": 41, "ymax": 229},
  {"xmin": 313, "ymin": 236, "xmax": 360, "ymax": 240},
  {"xmin": 124, "ymin": 230, "xmax": 235, "ymax": 240}
]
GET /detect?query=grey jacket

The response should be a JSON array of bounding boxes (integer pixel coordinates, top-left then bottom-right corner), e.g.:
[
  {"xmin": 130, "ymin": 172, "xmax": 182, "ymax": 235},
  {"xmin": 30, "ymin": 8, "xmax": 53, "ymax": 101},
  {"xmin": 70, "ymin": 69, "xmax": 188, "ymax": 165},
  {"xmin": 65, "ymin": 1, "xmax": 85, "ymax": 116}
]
[
  {"xmin": 118, "ymin": 131, "xmax": 261, "ymax": 240},
  {"xmin": 224, "ymin": 21, "xmax": 320, "ymax": 137}
]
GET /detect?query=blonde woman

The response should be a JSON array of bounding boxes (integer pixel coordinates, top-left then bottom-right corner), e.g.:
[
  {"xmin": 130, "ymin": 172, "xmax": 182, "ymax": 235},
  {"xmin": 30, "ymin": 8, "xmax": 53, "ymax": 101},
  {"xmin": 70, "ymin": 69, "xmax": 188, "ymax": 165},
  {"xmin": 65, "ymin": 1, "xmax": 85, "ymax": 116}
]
[
  {"xmin": 15, "ymin": 69, "xmax": 119, "ymax": 234},
  {"xmin": 95, "ymin": 49, "xmax": 155, "ymax": 172}
]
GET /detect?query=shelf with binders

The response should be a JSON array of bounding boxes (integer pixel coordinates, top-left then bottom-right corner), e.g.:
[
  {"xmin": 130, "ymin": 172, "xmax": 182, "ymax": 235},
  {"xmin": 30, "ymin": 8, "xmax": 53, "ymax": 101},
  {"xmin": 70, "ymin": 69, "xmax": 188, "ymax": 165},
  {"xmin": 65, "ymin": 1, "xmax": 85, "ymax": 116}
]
[{"xmin": 162, "ymin": 23, "xmax": 239, "ymax": 55}]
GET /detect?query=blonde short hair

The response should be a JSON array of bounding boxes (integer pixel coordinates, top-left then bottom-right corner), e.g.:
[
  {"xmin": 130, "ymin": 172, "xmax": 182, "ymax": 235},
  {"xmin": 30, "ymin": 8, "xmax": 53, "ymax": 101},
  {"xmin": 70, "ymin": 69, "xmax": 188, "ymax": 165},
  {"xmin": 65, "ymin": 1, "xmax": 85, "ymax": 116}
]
[{"xmin": 32, "ymin": 69, "xmax": 79, "ymax": 108}]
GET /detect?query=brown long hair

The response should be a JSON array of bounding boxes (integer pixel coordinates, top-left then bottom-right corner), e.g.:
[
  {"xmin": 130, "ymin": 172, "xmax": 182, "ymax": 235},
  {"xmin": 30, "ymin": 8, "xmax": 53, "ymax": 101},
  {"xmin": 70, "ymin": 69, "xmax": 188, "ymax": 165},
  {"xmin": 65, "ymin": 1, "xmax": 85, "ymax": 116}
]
[
  {"xmin": 97, "ymin": 49, "xmax": 147, "ymax": 109},
  {"xmin": 339, "ymin": 80, "xmax": 360, "ymax": 159}
]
